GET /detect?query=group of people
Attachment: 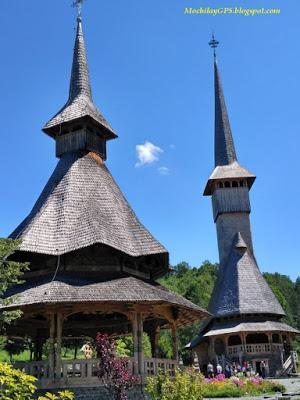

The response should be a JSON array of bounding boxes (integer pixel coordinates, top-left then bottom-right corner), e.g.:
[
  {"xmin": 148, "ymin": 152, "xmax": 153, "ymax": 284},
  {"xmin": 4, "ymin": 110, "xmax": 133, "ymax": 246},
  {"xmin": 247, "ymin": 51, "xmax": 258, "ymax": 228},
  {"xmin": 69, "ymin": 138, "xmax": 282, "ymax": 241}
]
[{"xmin": 207, "ymin": 360, "xmax": 267, "ymax": 379}]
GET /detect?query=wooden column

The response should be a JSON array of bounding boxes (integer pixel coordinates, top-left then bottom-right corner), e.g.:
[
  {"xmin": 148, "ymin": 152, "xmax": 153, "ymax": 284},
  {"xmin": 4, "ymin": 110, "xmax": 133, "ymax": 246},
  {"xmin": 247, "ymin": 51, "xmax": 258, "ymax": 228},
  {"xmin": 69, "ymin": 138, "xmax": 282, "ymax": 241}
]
[
  {"xmin": 34, "ymin": 331, "xmax": 43, "ymax": 361},
  {"xmin": 137, "ymin": 313, "xmax": 145, "ymax": 375},
  {"xmin": 172, "ymin": 324, "xmax": 179, "ymax": 362},
  {"xmin": 55, "ymin": 313, "xmax": 63, "ymax": 379},
  {"xmin": 241, "ymin": 332, "xmax": 246, "ymax": 353},
  {"xmin": 48, "ymin": 313, "xmax": 55, "ymax": 380},
  {"xmin": 132, "ymin": 313, "xmax": 139, "ymax": 375},
  {"xmin": 150, "ymin": 326, "xmax": 160, "ymax": 358}
]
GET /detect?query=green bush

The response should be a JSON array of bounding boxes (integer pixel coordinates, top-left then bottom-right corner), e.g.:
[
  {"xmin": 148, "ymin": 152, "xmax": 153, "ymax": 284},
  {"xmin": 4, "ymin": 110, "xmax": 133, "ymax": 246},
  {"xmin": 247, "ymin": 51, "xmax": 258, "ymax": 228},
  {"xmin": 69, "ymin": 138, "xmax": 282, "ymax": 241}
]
[
  {"xmin": 145, "ymin": 370, "xmax": 203, "ymax": 400},
  {"xmin": 0, "ymin": 363, "xmax": 74, "ymax": 400}
]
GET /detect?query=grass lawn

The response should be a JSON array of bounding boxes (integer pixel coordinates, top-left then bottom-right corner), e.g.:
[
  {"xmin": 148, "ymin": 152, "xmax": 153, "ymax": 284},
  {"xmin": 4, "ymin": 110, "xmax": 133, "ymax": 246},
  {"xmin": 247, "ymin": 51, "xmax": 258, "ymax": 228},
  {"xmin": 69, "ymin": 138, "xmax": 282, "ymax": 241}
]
[{"xmin": 0, "ymin": 348, "xmax": 85, "ymax": 363}]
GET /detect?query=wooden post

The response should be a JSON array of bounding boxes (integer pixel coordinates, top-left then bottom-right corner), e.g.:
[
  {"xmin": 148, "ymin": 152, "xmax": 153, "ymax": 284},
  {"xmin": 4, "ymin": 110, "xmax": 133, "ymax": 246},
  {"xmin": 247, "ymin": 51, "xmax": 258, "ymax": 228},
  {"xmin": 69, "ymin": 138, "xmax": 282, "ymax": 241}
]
[
  {"xmin": 34, "ymin": 333, "xmax": 39, "ymax": 361},
  {"xmin": 132, "ymin": 313, "xmax": 139, "ymax": 375},
  {"xmin": 172, "ymin": 324, "xmax": 179, "ymax": 362},
  {"xmin": 137, "ymin": 313, "xmax": 144, "ymax": 375},
  {"xmin": 55, "ymin": 313, "xmax": 63, "ymax": 379},
  {"xmin": 48, "ymin": 313, "xmax": 55, "ymax": 380},
  {"xmin": 149, "ymin": 324, "xmax": 160, "ymax": 358}
]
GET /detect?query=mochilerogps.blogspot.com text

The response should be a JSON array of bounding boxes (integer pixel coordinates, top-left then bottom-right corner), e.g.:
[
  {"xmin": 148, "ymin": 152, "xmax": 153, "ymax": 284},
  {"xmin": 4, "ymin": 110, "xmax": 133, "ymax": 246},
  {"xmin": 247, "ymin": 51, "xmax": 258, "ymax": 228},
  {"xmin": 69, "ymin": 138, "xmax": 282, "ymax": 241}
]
[{"xmin": 184, "ymin": 7, "xmax": 281, "ymax": 16}]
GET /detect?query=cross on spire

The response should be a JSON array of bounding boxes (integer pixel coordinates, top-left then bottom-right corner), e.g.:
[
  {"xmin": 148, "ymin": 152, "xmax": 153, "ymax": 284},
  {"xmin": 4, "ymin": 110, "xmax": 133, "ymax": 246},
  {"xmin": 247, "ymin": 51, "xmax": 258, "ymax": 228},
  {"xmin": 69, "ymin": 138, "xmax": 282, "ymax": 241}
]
[
  {"xmin": 209, "ymin": 33, "xmax": 219, "ymax": 60},
  {"xmin": 72, "ymin": 0, "xmax": 86, "ymax": 19}
]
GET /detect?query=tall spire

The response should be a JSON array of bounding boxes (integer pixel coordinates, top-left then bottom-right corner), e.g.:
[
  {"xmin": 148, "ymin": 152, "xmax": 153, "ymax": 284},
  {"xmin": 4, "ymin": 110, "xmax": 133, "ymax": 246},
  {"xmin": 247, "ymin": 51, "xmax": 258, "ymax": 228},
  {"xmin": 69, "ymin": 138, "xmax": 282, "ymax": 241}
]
[
  {"xmin": 68, "ymin": 16, "xmax": 92, "ymax": 102},
  {"xmin": 209, "ymin": 36, "xmax": 237, "ymax": 167},
  {"xmin": 43, "ymin": 10, "xmax": 116, "ymax": 146},
  {"xmin": 204, "ymin": 36, "xmax": 255, "ymax": 196}
]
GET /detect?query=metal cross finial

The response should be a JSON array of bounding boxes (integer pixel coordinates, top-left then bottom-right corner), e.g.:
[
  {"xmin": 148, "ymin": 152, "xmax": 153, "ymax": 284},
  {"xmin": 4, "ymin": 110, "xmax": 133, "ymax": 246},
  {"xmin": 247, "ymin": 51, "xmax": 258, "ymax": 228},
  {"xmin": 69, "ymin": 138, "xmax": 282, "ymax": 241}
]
[
  {"xmin": 72, "ymin": 0, "xmax": 86, "ymax": 19},
  {"xmin": 209, "ymin": 33, "xmax": 219, "ymax": 60}
]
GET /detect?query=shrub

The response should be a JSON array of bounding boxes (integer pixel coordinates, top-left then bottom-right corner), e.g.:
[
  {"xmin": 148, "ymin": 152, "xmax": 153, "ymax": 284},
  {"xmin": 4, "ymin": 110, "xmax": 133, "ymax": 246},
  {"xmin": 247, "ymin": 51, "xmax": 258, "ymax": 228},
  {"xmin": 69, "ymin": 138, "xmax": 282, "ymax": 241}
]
[
  {"xmin": 38, "ymin": 392, "xmax": 74, "ymax": 400},
  {"xmin": 145, "ymin": 369, "xmax": 203, "ymax": 400},
  {"xmin": 96, "ymin": 333, "xmax": 136, "ymax": 400},
  {"xmin": 0, "ymin": 363, "xmax": 74, "ymax": 400},
  {"xmin": 0, "ymin": 362, "xmax": 36, "ymax": 400}
]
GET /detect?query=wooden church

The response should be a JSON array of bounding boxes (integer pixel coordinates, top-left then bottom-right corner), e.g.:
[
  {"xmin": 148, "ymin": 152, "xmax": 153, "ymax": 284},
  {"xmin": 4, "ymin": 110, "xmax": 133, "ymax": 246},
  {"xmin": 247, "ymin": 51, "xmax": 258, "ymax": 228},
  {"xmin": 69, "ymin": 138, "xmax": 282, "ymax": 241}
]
[
  {"xmin": 2, "ymin": 12, "xmax": 209, "ymax": 390},
  {"xmin": 188, "ymin": 39, "xmax": 299, "ymax": 377}
]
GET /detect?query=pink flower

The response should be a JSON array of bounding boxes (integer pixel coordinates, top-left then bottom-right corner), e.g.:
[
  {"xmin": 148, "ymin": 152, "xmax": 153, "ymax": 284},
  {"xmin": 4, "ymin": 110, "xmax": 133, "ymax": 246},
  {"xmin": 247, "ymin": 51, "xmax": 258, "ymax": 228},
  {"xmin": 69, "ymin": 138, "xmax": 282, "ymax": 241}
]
[
  {"xmin": 232, "ymin": 377, "xmax": 246, "ymax": 386},
  {"xmin": 216, "ymin": 373, "xmax": 226, "ymax": 381}
]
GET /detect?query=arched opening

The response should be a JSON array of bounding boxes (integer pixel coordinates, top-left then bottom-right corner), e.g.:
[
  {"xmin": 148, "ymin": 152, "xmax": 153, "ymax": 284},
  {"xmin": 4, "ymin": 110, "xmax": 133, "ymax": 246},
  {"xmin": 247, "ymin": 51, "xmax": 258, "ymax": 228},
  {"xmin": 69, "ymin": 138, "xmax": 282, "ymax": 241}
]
[
  {"xmin": 272, "ymin": 334, "xmax": 280, "ymax": 343},
  {"xmin": 218, "ymin": 182, "xmax": 224, "ymax": 188},
  {"xmin": 225, "ymin": 181, "xmax": 231, "ymax": 188},
  {"xmin": 246, "ymin": 333, "xmax": 269, "ymax": 344},
  {"xmin": 228, "ymin": 335, "xmax": 242, "ymax": 346},
  {"xmin": 214, "ymin": 338, "xmax": 225, "ymax": 356},
  {"xmin": 232, "ymin": 181, "xmax": 238, "ymax": 188},
  {"xmin": 239, "ymin": 180, "xmax": 244, "ymax": 187}
]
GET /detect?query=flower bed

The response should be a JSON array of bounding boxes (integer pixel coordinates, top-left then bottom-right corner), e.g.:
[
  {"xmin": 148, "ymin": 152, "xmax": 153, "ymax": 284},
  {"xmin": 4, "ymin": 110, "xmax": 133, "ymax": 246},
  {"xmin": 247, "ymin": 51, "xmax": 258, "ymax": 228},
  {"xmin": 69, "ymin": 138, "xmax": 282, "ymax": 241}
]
[
  {"xmin": 202, "ymin": 373, "xmax": 286, "ymax": 398},
  {"xmin": 145, "ymin": 371, "xmax": 286, "ymax": 399}
]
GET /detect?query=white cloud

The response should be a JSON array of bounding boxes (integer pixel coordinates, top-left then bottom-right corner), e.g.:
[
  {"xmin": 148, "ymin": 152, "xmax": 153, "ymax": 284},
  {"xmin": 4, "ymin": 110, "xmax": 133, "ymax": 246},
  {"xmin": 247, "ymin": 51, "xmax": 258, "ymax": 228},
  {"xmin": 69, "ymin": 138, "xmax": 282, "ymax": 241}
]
[
  {"xmin": 135, "ymin": 141, "xmax": 163, "ymax": 167},
  {"xmin": 158, "ymin": 166, "xmax": 170, "ymax": 175}
]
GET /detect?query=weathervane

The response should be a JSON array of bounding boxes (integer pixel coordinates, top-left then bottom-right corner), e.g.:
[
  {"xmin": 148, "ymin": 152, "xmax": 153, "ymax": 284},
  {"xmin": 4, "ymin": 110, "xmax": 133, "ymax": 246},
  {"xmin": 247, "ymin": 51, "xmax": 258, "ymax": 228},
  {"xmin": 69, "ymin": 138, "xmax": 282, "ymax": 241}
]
[
  {"xmin": 209, "ymin": 33, "xmax": 219, "ymax": 60},
  {"xmin": 72, "ymin": 0, "xmax": 86, "ymax": 19}
]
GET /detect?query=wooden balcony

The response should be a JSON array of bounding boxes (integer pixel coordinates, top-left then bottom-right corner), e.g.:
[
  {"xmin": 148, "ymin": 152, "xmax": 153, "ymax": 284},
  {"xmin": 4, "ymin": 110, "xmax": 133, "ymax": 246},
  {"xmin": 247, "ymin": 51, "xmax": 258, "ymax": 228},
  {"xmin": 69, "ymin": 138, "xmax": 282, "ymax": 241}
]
[
  {"xmin": 14, "ymin": 357, "xmax": 178, "ymax": 389},
  {"xmin": 227, "ymin": 343, "xmax": 283, "ymax": 356}
]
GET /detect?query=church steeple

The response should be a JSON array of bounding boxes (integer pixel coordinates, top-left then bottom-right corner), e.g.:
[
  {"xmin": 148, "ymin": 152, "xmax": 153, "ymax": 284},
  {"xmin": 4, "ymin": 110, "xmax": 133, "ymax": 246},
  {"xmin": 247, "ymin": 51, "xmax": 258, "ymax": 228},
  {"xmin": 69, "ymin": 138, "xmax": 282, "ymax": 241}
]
[
  {"xmin": 68, "ymin": 16, "xmax": 92, "ymax": 101},
  {"xmin": 204, "ymin": 37, "xmax": 255, "ymax": 196},
  {"xmin": 43, "ymin": 13, "xmax": 117, "ymax": 159},
  {"xmin": 214, "ymin": 60, "xmax": 237, "ymax": 166}
]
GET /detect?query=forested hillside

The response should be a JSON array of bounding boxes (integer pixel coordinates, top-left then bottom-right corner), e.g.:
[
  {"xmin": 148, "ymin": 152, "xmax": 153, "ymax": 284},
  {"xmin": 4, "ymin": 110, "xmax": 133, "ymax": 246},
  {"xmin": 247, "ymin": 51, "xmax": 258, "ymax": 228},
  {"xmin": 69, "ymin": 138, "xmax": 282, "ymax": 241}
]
[{"xmin": 159, "ymin": 261, "xmax": 300, "ymax": 361}]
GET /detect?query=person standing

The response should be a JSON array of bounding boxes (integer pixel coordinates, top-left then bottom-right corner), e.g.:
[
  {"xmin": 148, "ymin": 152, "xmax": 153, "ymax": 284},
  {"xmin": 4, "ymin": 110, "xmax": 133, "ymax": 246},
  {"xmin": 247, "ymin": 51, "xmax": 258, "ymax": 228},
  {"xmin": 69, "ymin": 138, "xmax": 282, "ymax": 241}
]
[
  {"xmin": 225, "ymin": 364, "xmax": 232, "ymax": 378},
  {"xmin": 216, "ymin": 363, "xmax": 223, "ymax": 375},
  {"xmin": 207, "ymin": 361, "xmax": 214, "ymax": 378},
  {"xmin": 260, "ymin": 360, "xmax": 266, "ymax": 379}
]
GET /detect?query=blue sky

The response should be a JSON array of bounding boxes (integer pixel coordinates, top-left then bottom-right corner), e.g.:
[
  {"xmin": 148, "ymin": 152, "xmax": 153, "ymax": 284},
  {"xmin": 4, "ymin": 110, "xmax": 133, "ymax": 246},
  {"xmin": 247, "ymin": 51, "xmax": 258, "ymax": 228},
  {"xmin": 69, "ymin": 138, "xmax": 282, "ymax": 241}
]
[{"xmin": 0, "ymin": 0, "xmax": 299, "ymax": 280}]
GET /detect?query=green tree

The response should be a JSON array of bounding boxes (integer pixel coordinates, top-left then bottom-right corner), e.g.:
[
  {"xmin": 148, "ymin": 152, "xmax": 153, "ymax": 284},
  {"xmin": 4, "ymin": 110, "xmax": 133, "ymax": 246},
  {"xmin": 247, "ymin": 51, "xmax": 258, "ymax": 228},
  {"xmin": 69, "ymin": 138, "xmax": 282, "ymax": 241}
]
[
  {"xmin": 4, "ymin": 338, "xmax": 29, "ymax": 363},
  {"xmin": 159, "ymin": 261, "xmax": 218, "ymax": 362},
  {"xmin": 0, "ymin": 239, "xmax": 29, "ymax": 330}
]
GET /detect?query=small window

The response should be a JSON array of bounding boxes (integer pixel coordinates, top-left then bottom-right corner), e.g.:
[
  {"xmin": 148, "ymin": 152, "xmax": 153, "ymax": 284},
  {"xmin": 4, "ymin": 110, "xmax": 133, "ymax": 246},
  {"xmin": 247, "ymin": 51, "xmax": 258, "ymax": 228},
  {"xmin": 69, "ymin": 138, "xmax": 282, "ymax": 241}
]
[
  {"xmin": 239, "ymin": 181, "xmax": 244, "ymax": 187},
  {"xmin": 218, "ymin": 182, "xmax": 224, "ymax": 188},
  {"xmin": 225, "ymin": 181, "xmax": 231, "ymax": 188},
  {"xmin": 232, "ymin": 181, "xmax": 238, "ymax": 187}
]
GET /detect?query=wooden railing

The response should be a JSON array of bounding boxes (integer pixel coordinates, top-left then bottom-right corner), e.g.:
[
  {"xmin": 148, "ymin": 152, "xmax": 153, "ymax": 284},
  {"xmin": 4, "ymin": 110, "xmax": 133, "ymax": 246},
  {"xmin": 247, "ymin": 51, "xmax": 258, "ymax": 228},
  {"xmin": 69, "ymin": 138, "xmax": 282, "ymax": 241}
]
[
  {"xmin": 245, "ymin": 343, "xmax": 271, "ymax": 353},
  {"xmin": 227, "ymin": 345, "xmax": 244, "ymax": 356},
  {"xmin": 227, "ymin": 343, "xmax": 283, "ymax": 356},
  {"xmin": 14, "ymin": 357, "xmax": 178, "ymax": 388},
  {"xmin": 144, "ymin": 358, "xmax": 177, "ymax": 377},
  {"xmin": 14, "ymin": 361, "xmax": 50, "ymax": 380}
]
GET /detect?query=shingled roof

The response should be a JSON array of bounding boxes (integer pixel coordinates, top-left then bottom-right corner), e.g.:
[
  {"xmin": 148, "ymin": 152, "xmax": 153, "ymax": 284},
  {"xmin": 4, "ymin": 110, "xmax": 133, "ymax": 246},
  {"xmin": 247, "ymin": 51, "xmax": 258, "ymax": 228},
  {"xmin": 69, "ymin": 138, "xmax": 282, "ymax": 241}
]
[
  {"xmin": 204, "ymin": 161, "xmax": 256, "ymax": 195},
  {"xmin": 3, "ymin": 276, "xmax": 210, "ymax": 326},
  {"xmin": 188, "ymin": 320, "xmax": 299, "ymax": 348},
  {"xmin": 43, "ymin": 17, "xmax": 116, "ymax": 139},
  {"xmin": 11, "ymin": 151, "xmax": 167, "ymax": 258},
  {"xmin": 204, "ymin": 61, "xmax": 256, "ymax": 195},
  {"xmin": 208, "ymin": 233, "xmax": 285, "ymax": 317},
  {"xmin": 214, "ymin": 60, "xmax": 236, "ymax": 167}
]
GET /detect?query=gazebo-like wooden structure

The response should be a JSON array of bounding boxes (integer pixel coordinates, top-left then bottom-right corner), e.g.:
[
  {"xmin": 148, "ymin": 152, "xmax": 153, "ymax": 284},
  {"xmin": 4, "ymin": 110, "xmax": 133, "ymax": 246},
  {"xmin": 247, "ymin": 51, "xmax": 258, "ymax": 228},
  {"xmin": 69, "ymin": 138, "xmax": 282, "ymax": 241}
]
[{"xmin": 3, "ymin": 14, "xmax": 209, "ymax": 389}]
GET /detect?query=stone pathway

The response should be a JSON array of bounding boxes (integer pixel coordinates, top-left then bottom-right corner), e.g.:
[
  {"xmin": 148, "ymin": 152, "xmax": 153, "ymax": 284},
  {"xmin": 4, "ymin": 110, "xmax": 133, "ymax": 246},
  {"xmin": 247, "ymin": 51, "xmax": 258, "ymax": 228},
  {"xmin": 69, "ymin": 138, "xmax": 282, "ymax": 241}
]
[{"xmin": 272, "ymin": 378, "xmax": 300, "ymax": 395}]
